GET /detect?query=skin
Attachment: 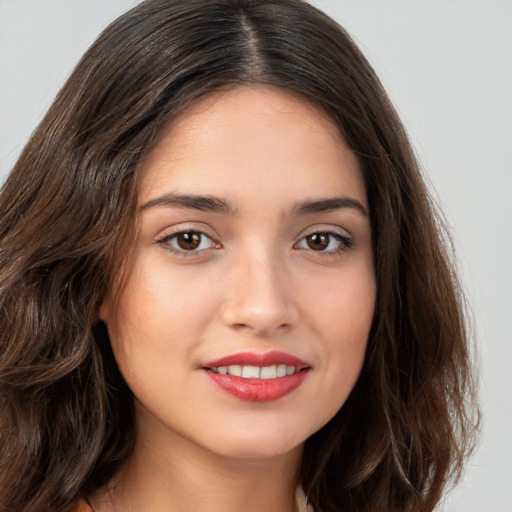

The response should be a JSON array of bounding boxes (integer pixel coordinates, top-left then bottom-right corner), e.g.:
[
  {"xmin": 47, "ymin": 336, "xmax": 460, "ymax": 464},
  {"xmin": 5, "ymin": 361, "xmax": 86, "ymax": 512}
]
[{"xmin": 96, "ymin": 85, "xmax": 376, "ymax": 512}]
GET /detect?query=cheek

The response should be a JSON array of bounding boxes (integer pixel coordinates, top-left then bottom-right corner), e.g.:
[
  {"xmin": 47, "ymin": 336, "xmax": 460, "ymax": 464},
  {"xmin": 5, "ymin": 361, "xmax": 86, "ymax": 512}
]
[
  {"xmin": 106, "ymin": 261, "xmax": 222, "ymax": 371},
  {"xmin": 302, "ymin": 265, "xmax": 375, "ymax": 402},
  {"xmin": 304, "ymin": 261, "xmax": 376, "ymax": 340}
]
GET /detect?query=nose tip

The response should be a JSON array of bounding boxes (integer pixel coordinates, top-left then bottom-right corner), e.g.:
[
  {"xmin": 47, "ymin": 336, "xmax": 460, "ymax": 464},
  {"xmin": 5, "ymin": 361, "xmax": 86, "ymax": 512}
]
[
  {"xmin": 220, "ymin": 259, "xmax": 297, "ymax": 336},
  {"xmin": 223, "ymin": 302, "xmax": 293, "ymax": 336}
]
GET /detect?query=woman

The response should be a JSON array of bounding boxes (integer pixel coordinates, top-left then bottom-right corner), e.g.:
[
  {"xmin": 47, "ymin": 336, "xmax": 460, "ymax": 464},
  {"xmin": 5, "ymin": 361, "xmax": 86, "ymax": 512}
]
[{"xmin": 0, "ymin": 1, "xmax": 478, "ymax": 511}]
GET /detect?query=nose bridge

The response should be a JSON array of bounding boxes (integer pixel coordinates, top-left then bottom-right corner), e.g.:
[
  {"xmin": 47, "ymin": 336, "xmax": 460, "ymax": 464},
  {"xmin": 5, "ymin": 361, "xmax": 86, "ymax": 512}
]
[{"xmin": 221, "ymin": 239, "xmax": 296, "ymax": 335}]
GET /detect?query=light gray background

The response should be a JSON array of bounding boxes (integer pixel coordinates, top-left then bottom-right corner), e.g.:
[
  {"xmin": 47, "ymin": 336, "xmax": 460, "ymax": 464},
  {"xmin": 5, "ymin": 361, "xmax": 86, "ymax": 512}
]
[{"xmin": 1, "ymin": 1, "xmax": 511, "ymax": 510}]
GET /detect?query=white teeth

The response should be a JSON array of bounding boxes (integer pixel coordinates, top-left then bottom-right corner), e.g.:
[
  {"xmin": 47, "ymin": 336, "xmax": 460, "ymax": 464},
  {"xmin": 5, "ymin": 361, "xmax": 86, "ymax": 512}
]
[
  {"xmin": 227, "ymin": 365, "xmax": 242, "ymax": 377},
  {"xmin": 242, "ymin": 365, "xmax": 260, "ymax": 378},
  {"xmin": 276, "ymin": 364, "xmax": 288, "ymax": 377},
  {"xmin": 213, "ymin": 364, "xmax": 298, "ymax": 379},
  {"xmin": 260, "ymin": 365, "xmax": 277, "ymax": 379}
]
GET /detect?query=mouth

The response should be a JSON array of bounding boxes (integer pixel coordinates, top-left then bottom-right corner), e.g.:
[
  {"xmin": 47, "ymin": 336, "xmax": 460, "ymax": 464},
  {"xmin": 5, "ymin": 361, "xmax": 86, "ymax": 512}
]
[
  {"xmin": 208, "ymin": 364, "xmax": 302, "ymax": 379},
  {"xmin": 201, "ymin": 351, "xmax": 311, "ymax": 402}
]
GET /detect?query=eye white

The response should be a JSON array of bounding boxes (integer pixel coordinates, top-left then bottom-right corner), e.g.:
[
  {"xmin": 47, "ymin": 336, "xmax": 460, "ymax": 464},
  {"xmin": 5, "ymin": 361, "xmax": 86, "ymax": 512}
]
[
  {"xmin": 168, "ymin": 231, "xmax": 216, "ymax": 251},
  {"xmin": 296, "ymin": 232, "xmax": 343, "ymax": 251}
]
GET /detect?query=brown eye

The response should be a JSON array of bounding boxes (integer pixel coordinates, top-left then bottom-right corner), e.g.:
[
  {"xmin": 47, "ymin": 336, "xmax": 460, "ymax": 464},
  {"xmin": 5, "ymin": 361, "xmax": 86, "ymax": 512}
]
[
  {"xmin": 176, "ymin": 232, "xmax": 202, "ymax": 250},
  {"xmin": 305, "ymin": 233, "xmax": 330, "ymax": 251},
  {"xmin": 158, "ymin": 230, "xmax": 217, "ymax": 254},
  {"xmin": 295, "ymin": 230, "xmax": 352, "ymax": 254}
]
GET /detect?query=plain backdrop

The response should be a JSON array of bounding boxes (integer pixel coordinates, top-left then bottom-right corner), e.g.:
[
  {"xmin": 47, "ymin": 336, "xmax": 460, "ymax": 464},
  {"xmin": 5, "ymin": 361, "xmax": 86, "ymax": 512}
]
[{"xmin": 1, "ymin": 1, "xmax": 511, "ymax": 510}]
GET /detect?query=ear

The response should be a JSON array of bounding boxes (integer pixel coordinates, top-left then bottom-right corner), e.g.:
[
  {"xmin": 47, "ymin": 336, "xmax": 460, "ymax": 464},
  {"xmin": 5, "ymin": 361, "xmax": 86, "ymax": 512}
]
[{"xmin": 98, "ymin": 297, "xmax": 111, "ymax": 324}]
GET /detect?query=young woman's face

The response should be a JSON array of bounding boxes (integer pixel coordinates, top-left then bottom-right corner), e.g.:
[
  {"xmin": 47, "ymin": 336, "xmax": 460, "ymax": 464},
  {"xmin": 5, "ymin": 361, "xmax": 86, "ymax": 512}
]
[{"xmin": 100, "ymin": 85, "xmax": 376, "ymax": 460}]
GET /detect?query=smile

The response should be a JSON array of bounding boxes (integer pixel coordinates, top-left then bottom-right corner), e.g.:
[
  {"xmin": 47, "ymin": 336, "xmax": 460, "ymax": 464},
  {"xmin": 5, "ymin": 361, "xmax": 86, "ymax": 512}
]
[
  {"xmin": 201, "ymin": 351, "xmax": 311, "ymax": 402},
  {"xmin": 210, "ymin": 364, "xmax": 299, "ymax": 379}
]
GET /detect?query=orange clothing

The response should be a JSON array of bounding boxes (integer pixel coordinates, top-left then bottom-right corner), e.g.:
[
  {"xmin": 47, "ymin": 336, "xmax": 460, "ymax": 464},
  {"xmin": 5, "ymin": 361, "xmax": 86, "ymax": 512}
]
[{"xmin": 69, "ymin": 499, "xmax": 93, "ymax": 512}]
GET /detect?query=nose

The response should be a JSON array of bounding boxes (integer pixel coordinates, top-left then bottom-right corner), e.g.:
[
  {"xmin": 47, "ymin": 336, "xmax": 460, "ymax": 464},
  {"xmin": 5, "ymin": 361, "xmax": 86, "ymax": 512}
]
[{"xmin": 220, "ymin": 247, "xmax": 298, "ymax": 336}]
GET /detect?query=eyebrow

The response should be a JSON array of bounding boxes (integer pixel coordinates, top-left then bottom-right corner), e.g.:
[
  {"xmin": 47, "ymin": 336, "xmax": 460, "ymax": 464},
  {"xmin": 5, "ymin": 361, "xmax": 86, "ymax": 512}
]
[
  {"xmin": 140, "ymin": 193, "xmax": 237, "ymax": 215},
  {"xmin": 140, "ymin": 192, "xmax": 368, "ymax": 217},
  {"xmin": 292, "ymin": 197, "xmax": 368, "ymax": 216}
]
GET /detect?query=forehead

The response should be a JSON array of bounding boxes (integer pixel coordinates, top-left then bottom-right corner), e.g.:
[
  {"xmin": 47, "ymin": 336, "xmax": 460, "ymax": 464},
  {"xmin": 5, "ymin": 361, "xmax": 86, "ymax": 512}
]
[{"xmin": 139, "ymin": 85, "xmax": 366, "ymax": 207}]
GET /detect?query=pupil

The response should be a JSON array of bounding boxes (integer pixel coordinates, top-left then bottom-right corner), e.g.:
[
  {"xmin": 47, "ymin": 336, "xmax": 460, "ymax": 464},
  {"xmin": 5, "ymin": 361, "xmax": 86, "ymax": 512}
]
[
  {"xmin": 177, "ymin": 232, "xmax": 201, "ymax": 250},
  {"xmin": 307, "ymin": 233, "xmax": 329, "ymax": 250}
]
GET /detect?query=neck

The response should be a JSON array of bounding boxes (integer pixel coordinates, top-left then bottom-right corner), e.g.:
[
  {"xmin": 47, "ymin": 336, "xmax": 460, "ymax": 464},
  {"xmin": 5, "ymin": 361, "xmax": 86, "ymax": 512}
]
[{"xmin": 90, "ymin": 406, "xmax": 303, "ymax": 512}]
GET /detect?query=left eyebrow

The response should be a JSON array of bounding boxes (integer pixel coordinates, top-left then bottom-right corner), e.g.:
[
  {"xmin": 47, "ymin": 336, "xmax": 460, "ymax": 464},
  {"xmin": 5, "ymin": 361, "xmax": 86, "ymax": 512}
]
[
  {"xmin": 292, "ymin": 197, "xmax": 368, "ymax": 217},
  {"xmin": 140, "ymin": 192, "xmax": 237, "ymax": 215}
]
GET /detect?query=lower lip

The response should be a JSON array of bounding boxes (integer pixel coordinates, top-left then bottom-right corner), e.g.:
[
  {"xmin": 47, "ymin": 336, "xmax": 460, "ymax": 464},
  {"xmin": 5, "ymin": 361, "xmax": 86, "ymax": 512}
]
[{"xmin": 204, "ymin": 370, "xmax": 309, "ymax": 402}]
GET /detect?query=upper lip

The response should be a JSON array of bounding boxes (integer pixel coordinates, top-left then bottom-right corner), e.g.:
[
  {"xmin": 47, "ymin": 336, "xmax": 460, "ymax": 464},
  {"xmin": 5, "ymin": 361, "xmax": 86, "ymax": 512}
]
[{"xmin": 201, "ymin": 350, "xmax": 311, "ymax": 369}]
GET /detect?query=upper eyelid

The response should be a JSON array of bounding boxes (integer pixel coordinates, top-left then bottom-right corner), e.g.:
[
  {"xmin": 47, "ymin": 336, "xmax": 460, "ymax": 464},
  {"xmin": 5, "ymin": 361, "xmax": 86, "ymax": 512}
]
[
  {"xmin": 295, "ymin": 230, "xmax": 352, "ymax": 245},
  {"xmin": 154, "ymin": 223, "xmax": 353, "ymax": 244},
  {"xmin": 156, "ymin": 224, "xmax": 219, "ymax": 241},
  {"xmin": 155, "ymin": 227, "xmax": 219, "ymax": 248},
  {"xmin": 297, "ymin": 224, "xmax": 352, "ymax": 239}
]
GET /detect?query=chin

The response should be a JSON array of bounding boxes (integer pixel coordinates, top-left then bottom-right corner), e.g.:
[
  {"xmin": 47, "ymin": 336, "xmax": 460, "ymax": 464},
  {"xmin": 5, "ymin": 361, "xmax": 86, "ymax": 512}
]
[
  {"xmin": 203, "ymin": 425, "xmax": 307, "ymax": 461},
  {"xmin": 215, "ymin": 440, "xmax": 303, "ymax": 461}
]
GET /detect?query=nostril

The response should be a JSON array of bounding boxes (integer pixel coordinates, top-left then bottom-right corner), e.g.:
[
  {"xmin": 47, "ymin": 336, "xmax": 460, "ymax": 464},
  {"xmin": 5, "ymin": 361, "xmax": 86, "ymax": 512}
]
[
  {"xmin": 228, "ymin": 321, "xmax": 292, "ymax": 337},
  {"xmin": 220, "ymin": 272, "xmax": 299, "ymax": 334}
]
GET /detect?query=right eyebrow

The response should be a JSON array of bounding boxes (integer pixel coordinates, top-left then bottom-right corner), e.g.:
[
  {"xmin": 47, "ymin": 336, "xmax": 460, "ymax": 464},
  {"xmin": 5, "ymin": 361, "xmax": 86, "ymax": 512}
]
[
  {"xmin": 140, "ymin": 192, "xmax": 237, "ymax": 216},
  {"xmin": 292, "ymin": 196, "xmax": 368, "ymax": 217}
]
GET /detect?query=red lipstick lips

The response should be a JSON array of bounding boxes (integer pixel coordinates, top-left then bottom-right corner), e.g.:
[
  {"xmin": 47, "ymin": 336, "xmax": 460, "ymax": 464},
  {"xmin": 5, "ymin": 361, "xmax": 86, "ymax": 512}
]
[{"xmin": 201, "ymin": 351, "xmax": 311, "ymax": 402}]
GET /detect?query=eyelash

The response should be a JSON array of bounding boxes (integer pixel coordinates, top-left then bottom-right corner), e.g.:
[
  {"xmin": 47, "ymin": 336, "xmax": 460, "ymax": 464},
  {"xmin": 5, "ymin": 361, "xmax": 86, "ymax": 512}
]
[
  {"xmin": 156, "ymin": 229, "xmax": 220, "ymax": 257},
  {"xmin": 156, "ymin": 229, "xmax": 353, "ymax": 257},
  {"xmin": 295, "ymin": 231, "xmax": 353, "ymax": 255}
]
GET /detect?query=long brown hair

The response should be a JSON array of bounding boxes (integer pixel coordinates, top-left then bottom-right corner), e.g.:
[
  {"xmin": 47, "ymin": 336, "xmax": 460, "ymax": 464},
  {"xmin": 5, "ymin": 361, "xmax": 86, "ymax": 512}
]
[{"xmin": 0, "ymin": 1, "xmax": 478, "ymax": 511}]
